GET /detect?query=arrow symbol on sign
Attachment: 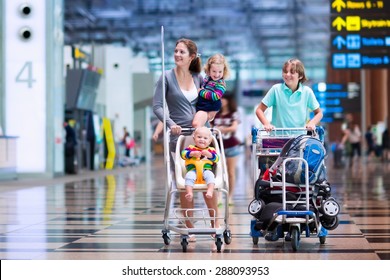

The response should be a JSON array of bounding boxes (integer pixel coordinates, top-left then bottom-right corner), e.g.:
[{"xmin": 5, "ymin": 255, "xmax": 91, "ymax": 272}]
[
  {"xmin": 333, "ymin": 36, "xmax": 346, "ymax": 49},
  {"xmin": 332, "ymin": 17, "xmax": 346, "ymax": 31},
  {"xmin": 332, "ymin": 0, "xmax": 346, "ymax": 13}
]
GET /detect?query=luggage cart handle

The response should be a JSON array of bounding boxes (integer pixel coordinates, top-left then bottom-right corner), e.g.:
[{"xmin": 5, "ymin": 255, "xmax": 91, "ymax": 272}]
[
  {"xmin": 179, "ymin": 127, "xmax": 222, "ymax": 133},
  {"xmin": 174, "ymin": 127, "xmax": 224, "ymax": 141},
  {"xmin": 252, "ymin": 126, "xmax": 324, "ymax": 143}
]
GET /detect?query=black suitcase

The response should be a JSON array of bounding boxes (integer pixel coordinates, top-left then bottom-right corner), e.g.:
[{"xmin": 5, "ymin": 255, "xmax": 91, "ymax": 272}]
[{"xmin": 333, "ymin": 147, "xmax": 344, "ymax": 168}]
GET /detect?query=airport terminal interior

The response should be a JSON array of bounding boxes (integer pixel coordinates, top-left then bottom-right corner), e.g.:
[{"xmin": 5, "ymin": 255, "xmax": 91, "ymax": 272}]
[
  {"xmin": 0, "ymin": 149, "xmax": 390, "ymax": 260},
  {"xmin": 1, "ymin": 0, "xmax": 390, "ymax": 261}
]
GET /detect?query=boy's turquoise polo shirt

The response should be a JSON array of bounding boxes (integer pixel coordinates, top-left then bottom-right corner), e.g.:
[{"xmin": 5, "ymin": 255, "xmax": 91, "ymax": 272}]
[{"xmin": 261, "ymin": 83, "xmax": 320, "ymax": 128}]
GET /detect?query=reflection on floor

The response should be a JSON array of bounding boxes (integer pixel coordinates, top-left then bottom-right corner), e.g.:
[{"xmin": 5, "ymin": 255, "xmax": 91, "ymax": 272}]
[{"xmin": 0, "ymin": 153, "xmax": 389, "ymax": 260}]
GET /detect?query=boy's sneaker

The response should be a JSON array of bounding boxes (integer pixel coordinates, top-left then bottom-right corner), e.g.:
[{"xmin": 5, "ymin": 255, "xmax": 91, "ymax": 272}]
[
  {"xmin": 264, "ymin": 232, "xmax": 279, "ymax": 241},
  {"xmin": 284, "ymin": 232, "xmax": 291, "ymax": 241}
]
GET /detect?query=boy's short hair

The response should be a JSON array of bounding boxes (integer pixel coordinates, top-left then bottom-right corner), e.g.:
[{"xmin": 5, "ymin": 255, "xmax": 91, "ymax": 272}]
[{"xmin": 283, "ymin": 58, "xmax": 307, "ymax": 83}]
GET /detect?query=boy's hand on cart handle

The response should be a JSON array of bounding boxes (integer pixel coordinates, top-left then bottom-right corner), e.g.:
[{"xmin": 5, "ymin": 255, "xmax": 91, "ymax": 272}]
[
  {"xmin": 305, "ymin": 123, "xmax": 316, "ymax": 131},
  {"xmin": 263, "ymin": 124, "xmax": 275, "ymax": 132}
]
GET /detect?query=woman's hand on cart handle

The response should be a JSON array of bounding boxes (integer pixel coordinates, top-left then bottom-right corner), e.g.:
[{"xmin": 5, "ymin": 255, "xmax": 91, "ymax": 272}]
[{"xmin": 170, "ymin": 125, "xmax": 182, "ymax": 135}]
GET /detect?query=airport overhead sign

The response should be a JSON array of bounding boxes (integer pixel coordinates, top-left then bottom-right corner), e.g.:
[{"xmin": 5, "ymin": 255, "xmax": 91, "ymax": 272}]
[
  {"xmin": 330, "ymin": 0, "xmax": 390, "ymax": 68},
  {"xmin": 331, "ymin": 0, "xmax": 389, "ymax": 14},
  {"xmin": 313, "ymin": 82, "xmax": 361, "ymax": 122},
  {"xmin": 332, "ymin": 52, "xmax": 389, "ymax": 68},
  {"xmin": 331, "ymin": 34, "xmax": 390, "ymax": 51},
  {"xmin": 330, "ymin": 15, "xmax": 390, "ymax": 33}
]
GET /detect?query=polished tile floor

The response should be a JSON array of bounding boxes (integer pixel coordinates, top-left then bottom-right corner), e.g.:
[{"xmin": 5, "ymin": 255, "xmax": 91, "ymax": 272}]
[{"xmin": 0, "ymin": 152, "xmax": 390, "ymax": 260}]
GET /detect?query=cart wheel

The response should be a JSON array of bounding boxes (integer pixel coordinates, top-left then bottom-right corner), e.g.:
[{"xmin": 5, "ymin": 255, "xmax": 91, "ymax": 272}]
[
  {"xmin": 291, "ymin": 227, "xmax": 300, "ymax": 252},
  {"xmin": 181, "ymin": 238, "xmax": 188, "ymax": 252},
  {"xmin": 319, "ymin": 236, "xmax": 326, "ymax": 244},
  {"xmin": 215, "ymin": 237, "xmax": 223, "ymax": 252},
  {"xmin": 162, "ymin": 230, "xmax": 171, "ymax": 245},
  {"xmin": 321, "ymin": 198, "xmax": 340, "ymax": 217},
  {"xmin": 162, "ymin": 232, "xmax": 171, "ymax": 245},
  {"xmin": 320, "ymin": 215, "xmax": 340, "ymax": 230},
  {"xmin": 248, "ymin": 199, "xmax": 265, "ymax": 219},
  {"xmin": 223, "ymin": 230, "xmax": 232, "ymax": 245},
  {"xmin": 252, "ymin": 236, "xmax": 259, "ymax": 245}
]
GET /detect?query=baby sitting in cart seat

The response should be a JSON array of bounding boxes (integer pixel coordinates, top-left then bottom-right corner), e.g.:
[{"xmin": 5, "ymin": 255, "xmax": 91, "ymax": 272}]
[{"xmin": 181, "ymin": 127, "xmax": 220, "ymax": 202}]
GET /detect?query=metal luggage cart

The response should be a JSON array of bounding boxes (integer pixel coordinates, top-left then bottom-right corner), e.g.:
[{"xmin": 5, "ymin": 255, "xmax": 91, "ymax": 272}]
[
  {"xmin": 161, "ymin": 128, "xmax": 232, "ymax": 252},
  {"xmin": 250, "ymin": 127, "xmax": 306, "ymax": 185},
  {"xmin": 249, "ymin": 127, "xmax": 332, "ymax": 251}
]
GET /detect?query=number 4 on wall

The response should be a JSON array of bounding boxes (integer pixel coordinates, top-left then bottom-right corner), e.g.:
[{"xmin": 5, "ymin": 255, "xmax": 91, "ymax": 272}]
[{"xmin": 15, "ymin": 61, "xmax": 36, "ymax": 88}]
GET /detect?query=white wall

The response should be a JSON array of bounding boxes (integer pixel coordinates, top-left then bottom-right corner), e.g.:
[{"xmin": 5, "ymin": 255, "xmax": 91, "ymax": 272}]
[
  {"xmin": 99, "ymin": 45, "xmax": 133, "ymax": 142},
  {"xmin": 130, "ymin": 56, "xmax": 149, "ymax": 73}
]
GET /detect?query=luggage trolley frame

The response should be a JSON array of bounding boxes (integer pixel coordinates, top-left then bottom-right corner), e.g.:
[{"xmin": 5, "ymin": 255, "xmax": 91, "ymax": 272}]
[
  {"xmin": 161, "ymin": 127, "xmax": 231, "ymax": 252},
  {"xmin": 249, "ymin": 127, "xmax": 328, "ymax": 251}
]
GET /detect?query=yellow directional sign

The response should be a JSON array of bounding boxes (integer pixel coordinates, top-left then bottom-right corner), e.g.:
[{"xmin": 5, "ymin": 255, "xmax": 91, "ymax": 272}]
[
  {"xmin": 331, "ymin": 15, "xmax": 390, "ymax": 32},
  {"xmin": 103, "ymin": 117, "xmax": 116, "ymax": 169},
  {"xmin": 330, "ymin": 0, "xmax": 390, "ymax": 69},
  {"xmin": 332, "ymin": 17, "xmax": 347, "ymax": 31},
  {"xmin": 332, "ymin": 16, "xmax": 360, "ymax": 31},
  {"xmin": 346, "ymin": 16, "xmax": 361, "ymax": 31},
  {"xmin": 332, "ymin": 0, "xmax": 346, "ymax": 13},
  {"xmin": 331, "ymin": 0, "xmax": 388, "ymax": 14}
]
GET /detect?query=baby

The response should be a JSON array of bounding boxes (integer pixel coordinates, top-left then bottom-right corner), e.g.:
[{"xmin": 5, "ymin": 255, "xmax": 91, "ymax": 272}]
[{"xmin": 181, "ymin": 127, "xmax": 219, "ymax": 201}]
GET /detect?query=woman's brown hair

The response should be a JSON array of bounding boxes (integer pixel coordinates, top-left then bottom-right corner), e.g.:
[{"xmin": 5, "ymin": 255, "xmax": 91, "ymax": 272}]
[{"xmin": 176, "ymin": 38, "xmax": 202, "ymax": 73}]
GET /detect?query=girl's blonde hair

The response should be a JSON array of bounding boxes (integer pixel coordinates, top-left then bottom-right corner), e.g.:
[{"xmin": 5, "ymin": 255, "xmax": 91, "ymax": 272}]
[{"xmin": 203, "ymin": 53, "xmax": 230, "ymax": 79}]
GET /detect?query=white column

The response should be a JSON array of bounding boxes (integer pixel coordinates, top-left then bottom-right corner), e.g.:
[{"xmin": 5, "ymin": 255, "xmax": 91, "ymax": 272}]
[{"xmin": 4, "ymin": 0, "xmax": 64, "ymax": 176}]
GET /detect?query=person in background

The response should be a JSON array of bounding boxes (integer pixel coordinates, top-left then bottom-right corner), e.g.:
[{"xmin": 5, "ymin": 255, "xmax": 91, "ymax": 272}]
[
  {"xmin": 181, "ymin": 127, "xmax": 219, "ymax": 201},
  {"xmin": 192, "ymin": 53, "xmax": 230, "ymax": 128},
  {"xmin": 153, "ymin": 38, "xmax": 219, "ymax": 241},
  {"xmin": 341, "ymin": 122, "xmax": 361, "ymax": 167},
  {"xmin": 211, "ymin": 94, "xmax": 241, "ymax": 206},
  {"xmin": 122, "ymin": 127, "xmax": 131, "ymax": 157},
  {"xmin": 341, "ymin": 113, "xmax": 353, "ymax": 131},
  {"xmin": 152, "ymin": 121, "xmax": 164, "ymax": 142},
  {"xmin": 365, "ymin": 125, "xmax": 377, "ymax": 158},
  {"xmin": 64, "ymin": 120, "xmax": 77, "ymax": 174},
  {"xmin": 382, "ymin": 128, "xmax": 389, "ymax": 162}
]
